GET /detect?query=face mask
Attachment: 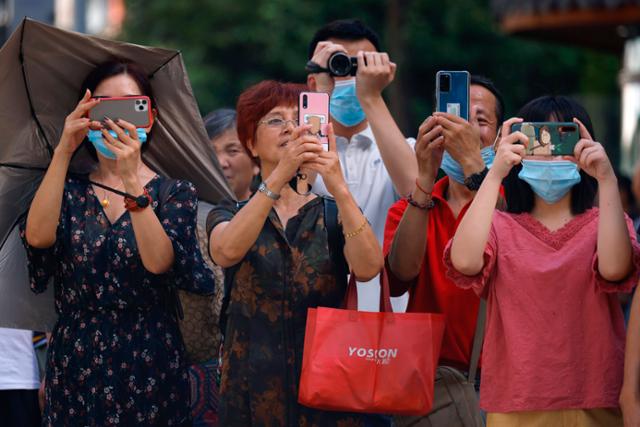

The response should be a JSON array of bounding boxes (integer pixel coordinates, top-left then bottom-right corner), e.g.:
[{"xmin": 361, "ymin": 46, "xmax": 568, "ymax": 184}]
[
  {"xmin": 330, "ymin": 79, "xmax": 366, "ymax": 127},
  {"xmin": 518, "ymin": 159, "xmax": 581, "ymax": 204},
  {"xmin": 87, "ymin": 129, "xmax": 148, "ymax": 160},
  {"xmin": 441, "ymin": 145, "xmax": 495, "ymax": 184}
]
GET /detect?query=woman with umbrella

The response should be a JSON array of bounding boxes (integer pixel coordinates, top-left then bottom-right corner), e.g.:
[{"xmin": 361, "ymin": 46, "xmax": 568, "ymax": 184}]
[{"xmin": 21, "ymin": 60, "xmax": 213, "ymax": 426}]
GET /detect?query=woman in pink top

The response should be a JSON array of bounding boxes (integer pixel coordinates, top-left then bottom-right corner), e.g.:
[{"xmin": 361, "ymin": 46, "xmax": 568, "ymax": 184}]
[{"xmin": 445, "ymin": 96, "xmax": 640, "ymax": 427}]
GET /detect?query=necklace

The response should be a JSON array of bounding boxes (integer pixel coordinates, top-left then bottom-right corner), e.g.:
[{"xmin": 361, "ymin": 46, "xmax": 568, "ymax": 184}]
[
  {"xmin": 101, "ymin": 188, "xmax": 111, "ymax": 208},
  {"xmin": 97, "ymin": 181, "xmax": 123, "ymax": 208}
]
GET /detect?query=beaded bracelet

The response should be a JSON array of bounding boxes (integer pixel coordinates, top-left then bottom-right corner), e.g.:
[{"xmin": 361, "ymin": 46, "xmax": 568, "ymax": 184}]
[
  {"xmin": 407, "ymin": 193, "xmax": 434, "ymax": 210},
  {"xmin": 344, "ymin": 218, "xmax": 368, "ymax": 238}
]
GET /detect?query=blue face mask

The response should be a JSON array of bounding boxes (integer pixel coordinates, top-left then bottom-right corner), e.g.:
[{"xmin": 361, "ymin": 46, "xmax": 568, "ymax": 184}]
[
  {"xmin": 87, "ymin": 129, "xmax": 148, "ymax": 160},
  {"xmin": 330, "ymin": 79, "xmax": 366, "ymax": 127},
  {"xmin": 518, "ymin": 159, "xmax": 581, "ymax": 204},
  {"xmin": 441, "ymin": 145, "xmax": 496, "ymax": 184}
]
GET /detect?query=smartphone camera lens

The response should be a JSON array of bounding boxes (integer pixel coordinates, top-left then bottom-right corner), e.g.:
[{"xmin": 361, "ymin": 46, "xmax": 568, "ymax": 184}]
[
  {"xmin": 440, "ymin": 74, "xmax": 451, "ymax": 92},
  {"xmin": 302, "ymin": 95, "xmax": 308, "ymax": 109},
  {"xmin": 138, "ymin": 106, "xmax": 145, "ymax": 111},
  {"xmin": 142, "ymin": 100, "xmax": 147, "ymax": 105}
]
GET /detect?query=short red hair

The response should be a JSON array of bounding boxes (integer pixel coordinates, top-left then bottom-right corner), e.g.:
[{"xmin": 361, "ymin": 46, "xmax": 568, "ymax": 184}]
[{"xmin": 236, "ymin": 80, "xmax": 307, "ymax": 155}]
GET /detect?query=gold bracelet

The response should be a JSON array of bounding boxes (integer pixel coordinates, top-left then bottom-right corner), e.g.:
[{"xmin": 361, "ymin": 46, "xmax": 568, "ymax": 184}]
[{"xmin": 344, "ymin": 218, "xmax": 368, "ymax": 238}]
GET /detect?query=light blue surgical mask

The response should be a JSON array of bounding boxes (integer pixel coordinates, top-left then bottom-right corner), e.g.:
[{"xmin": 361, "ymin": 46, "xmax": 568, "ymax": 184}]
[
  {"xmin": 330, "ymin": 79, "xmax": 366, "ymax": 127},
  {"xmin": 441, "ymin": 145, "xmax": 495, "ymax": 184},
  {"xmin": 518, "ymin": 159, "xmax": 581, "ymax": 204},
  {"xmin": 87, "ymin": 129, "xmax": 148, "ymax": 159}
]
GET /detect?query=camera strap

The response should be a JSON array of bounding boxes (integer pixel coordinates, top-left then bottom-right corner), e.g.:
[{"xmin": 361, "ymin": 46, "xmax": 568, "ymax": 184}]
[{"xmin": 305, "ymin": 60, "xmax": 330, "ymax": 74}]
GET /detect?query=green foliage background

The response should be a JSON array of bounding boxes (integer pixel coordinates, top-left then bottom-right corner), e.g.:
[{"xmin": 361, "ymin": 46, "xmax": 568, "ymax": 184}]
[{"xmin": 123, "ymin": 0, "xmax": 620, "ymax": 157}]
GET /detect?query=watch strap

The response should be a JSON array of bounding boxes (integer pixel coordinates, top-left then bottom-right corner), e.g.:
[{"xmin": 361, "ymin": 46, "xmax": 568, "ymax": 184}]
[{"xmin": 464, "ymin": 166, "xmax": 489, "ymax": 191}]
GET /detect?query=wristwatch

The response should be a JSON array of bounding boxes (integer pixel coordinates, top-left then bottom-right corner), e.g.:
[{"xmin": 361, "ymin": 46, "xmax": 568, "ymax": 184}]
[
  {"xmin": 258, "ymin": 182, "xmax": 281, "ymax": 200},
  {"xmin": 463, "ymin": 167, "xmax": 489, "ymax": 191}
]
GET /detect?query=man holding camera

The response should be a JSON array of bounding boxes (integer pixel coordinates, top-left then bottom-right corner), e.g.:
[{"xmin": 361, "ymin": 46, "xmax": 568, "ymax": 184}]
[{"xmin": 307, "ymin": 19, "xmax": 417, "ymax": 311}]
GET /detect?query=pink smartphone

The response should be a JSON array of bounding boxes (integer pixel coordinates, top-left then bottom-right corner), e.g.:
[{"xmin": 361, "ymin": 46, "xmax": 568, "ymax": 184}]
[
  {"xmin": 299, "ymin": 92, "xmax": 329, "ymax": 150},
  {"xmin": 88, "ymin": 96, "xmax": 153, "ymax": 128}
]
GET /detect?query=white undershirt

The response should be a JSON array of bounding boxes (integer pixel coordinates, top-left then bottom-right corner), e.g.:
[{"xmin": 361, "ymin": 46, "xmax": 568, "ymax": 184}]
[
  {"xmin": 0, "ymin": 327, "xmax": 40, "ymax": 390},
  {"xmin": 313, "ymin": 125, "xmax": 413, "ymax": 312}
]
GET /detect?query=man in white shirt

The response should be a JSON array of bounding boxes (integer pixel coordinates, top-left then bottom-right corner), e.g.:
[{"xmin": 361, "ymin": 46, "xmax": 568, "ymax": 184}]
[
  {"xmin": 0, "ymin": 327, "xmax": 41, "ymax": 427},
  {"xmin": 307, "ymin": 19, "xmax": 417, "ymax": 311}
]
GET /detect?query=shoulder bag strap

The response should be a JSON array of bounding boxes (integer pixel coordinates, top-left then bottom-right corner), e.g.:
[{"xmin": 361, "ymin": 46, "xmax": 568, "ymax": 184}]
[{"xmin": 468, "ymin": 299, "xmax": 486, "ymax": 382}]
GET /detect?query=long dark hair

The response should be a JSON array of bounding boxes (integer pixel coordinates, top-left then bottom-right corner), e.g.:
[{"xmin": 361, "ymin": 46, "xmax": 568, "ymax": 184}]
[
  {"xmin": 503, "ymin": 95, "xmax": 598, "ymax": 214},
  {"xmin": 79, "ymin": 60, "xmax": 156, "ymax": 160}
]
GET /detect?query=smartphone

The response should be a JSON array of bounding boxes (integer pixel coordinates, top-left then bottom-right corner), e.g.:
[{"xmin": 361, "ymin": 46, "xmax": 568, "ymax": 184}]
[
  {"xmin": 511, "ymin": 122, "xmax": 579, "ymax": 156},
  {"xmin": 436, "ymin": 71, "xmax": 470, "ymax": 121},
  {"xmin": 88, "ymin": 96, "xmax": 153, "ymax": 128},
  {"xmin": 299, "ymin": 92, "xmax": 329, "ymax": 150}
]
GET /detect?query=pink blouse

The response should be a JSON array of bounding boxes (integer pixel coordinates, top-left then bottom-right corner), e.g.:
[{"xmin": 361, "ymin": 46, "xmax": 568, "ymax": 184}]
[{"xmin": 444, "ymin": 208, "xmax": 640, "ymax": 413}]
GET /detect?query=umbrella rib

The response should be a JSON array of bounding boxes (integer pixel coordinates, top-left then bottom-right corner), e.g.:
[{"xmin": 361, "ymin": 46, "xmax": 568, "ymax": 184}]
[
  {"xmin": 0, "ymin": 163, "xmax": 135, "ymax": 199},
  {"xmin": 148, "ymin": 51, "xmax": 181, "ymax": 78},
  {"xmin": 19, "ymin": 21, "xmax": 54, "ymax": 157}
]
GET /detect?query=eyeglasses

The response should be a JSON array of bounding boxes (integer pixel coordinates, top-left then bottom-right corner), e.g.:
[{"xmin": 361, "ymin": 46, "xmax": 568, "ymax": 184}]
[{"xmin": 258, "ymin": 118, "xmax": 299, "ymax": 128}]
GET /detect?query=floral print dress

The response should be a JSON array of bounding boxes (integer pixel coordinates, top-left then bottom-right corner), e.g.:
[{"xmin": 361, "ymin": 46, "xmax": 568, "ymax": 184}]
[
  {"xmin": 207, "ymin": 196, "xmax": 374, "ymax": 427},
  {"xmin": 20, "ymin": 175, "xmax": 214, "ymax": 427}
]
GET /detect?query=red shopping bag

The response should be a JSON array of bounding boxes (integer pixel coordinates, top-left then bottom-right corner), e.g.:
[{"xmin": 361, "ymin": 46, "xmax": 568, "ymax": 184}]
[{"xmin": 298, "ymin": 270, "xmax": 445, "ymax": 415}]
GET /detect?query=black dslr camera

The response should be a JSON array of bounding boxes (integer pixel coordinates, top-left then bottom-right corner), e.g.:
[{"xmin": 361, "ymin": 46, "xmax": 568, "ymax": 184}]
[{"xmin": 306, "ymin": 51, "xmax": 358, "ymax": 77}]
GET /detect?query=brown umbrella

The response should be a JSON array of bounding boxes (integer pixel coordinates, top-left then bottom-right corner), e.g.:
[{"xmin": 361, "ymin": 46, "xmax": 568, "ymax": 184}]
[{"xmin": 0, "ymin": 18, "xmax": 233, "ymax": 251}]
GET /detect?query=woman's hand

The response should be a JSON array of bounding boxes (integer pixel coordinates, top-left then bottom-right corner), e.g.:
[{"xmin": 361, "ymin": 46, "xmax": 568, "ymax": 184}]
[
  {"xmin": 302, "ymin": 123, "xmax": 348, "ymax": 197},
  {"xmin": 415, "ymin": 116, "xmax": 445, "ymax": 191},
  {"xmin": 572, "ymin": 118, "xmax": 615, "ymax": 183},
  {"xmin": 269, "ymin": 125, "xmax": 323, "ymax": 190},
  {"xmin": 101, "ymin": 118, "xmax": 144, "ymax": 183},
  {"xmin": 56, "ymin": 89, "xmax": 101, "ymax": 157},
  {"xmin": 489, "ymin": 117, "xmax": 527, "ymax": 180}
]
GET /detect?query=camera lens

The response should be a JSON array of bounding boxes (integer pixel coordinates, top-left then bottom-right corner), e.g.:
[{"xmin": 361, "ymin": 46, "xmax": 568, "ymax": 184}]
[
  {"xmin": 440, "ymin": 73, "xmax": 451, "ymax": 92},
  {"xmin": 302, "ymin": 95, "xmax": 308, "ymax": 109},
  {"xmin": 138, "ymin": 106, "xmax": 145, "ymax": 111},
  {"xmin": 328, "ymin": 52, "xmax": 353, "ymax": 77},
  {"xmin": 142, "ymin": 100, "xmax": 147, "ymax": 104}
]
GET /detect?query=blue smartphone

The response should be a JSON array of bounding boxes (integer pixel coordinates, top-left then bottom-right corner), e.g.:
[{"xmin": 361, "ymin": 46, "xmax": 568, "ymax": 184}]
[{"xmin": 436, "ymin": 71, "xmax": 470, "ymax": 121}]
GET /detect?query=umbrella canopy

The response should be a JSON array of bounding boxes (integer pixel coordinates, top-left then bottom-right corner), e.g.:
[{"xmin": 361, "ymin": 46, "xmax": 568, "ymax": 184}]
[
  {"xmin": 0, "ymin": 225, "xmax": 56, "ymax": 331},
  {"xmin": 0, "ymin": 18, "xmax": 234, "ymax": 251}
]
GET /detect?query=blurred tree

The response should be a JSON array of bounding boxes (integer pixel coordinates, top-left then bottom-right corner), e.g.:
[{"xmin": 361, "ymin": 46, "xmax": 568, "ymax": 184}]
[{"xmin": 123, "ymin": 0, "xmax": 619, "ymax": 137}]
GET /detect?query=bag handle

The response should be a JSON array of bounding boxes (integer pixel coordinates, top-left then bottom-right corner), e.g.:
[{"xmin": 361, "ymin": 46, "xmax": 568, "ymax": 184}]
[{"xmin": 344, "ymin": 270, "xmax": 393, "ymax": 313}]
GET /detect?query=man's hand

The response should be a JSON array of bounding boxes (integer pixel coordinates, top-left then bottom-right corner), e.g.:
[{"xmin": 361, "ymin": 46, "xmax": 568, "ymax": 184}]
[
  {"xmin": 435, "ymin": 112, "xmax": 484, "ymax": 176},
  {"xmin": 355, "ymin": 51, "xmax": 396, "ymax": 104},
  {"xmin": 415, "ymin": 116, "xmax": 445, "ymax": 191},
  {"xmin": 308, "ymin": 41, "xmax": 346, "ymax": 94}
]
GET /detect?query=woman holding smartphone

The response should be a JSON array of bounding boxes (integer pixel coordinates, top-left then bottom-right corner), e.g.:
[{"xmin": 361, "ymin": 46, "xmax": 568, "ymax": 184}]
[
  {"xmin": 207, "ymin": 80, "xmax": 383, "ymax": 426},
  {"xmin": 22, "ymin": 60, "xmax": 213, "ymax": 426},
  {"xmin": 444, "ymin": 96, "xmax": 639, "ymax": 426}
]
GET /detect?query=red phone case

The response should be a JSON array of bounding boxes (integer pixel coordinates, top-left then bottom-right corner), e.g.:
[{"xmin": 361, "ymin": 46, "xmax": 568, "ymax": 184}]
[{"xmin": 299, "ymin": 92, "xmax": 329, "ymax": 149}]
